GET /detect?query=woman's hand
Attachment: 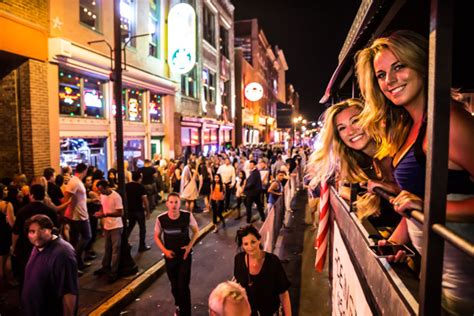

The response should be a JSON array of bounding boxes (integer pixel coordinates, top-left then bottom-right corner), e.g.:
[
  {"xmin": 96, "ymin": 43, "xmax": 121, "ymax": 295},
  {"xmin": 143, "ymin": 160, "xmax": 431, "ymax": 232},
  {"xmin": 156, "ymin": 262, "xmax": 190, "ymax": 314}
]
[
  {"xmin": 390, "ymin": 190, "xmax": 423, "ymax": 216},
  {"xmin": 364, "ymin": 180, "xmax": 401, "ymax": 196},
  {"xmin": 378, "ymin": 239, "xmax": 407, "ymax": 263}
]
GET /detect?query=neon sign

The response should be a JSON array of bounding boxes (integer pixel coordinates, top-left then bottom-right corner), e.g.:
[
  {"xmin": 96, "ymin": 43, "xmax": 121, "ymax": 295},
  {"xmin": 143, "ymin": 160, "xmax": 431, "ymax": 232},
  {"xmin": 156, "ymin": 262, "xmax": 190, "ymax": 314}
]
[
  {"xmin": 244, "ymin": 82, "xmax": 264, "ymax": 101},
  {"xmin": 128, "ymin": 98, "xmax": 139, "ymax": 121},
  {"xmin": 84, "ymin": 90, "xmax": 102, "ymax": 108},
  {"xmin": 59, "ymin": 86, "xmax": 80, "ymax": 105},
  {"xmin": 168, "ymin": 3, "xmax": 196, "ymax": 74}
]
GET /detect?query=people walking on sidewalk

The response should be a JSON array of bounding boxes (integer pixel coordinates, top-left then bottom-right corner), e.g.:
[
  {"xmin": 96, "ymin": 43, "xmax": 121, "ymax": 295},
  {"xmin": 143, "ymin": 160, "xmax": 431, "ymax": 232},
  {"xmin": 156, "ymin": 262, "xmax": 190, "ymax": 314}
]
[
  {"xmin": 210, "ymin": 174, "xmax": 226, "ymax": 233},
  {"xmin": 126, "ymin": 171, "xmax": 151, "ymax": 252},
  {"xmin": 234, "ymin": 170, "xmax": 246, "ymax": 220},
  {"xmin": 21, "ymin": 214, "xmax": 78, "ymax": 316},
  {"xmin": 180, "ymin": 161, "xmax": 199, "ymax": 213},
  {"xmin": 154, "ymin": 192, "xmax": 199, "ymax": 316},
  {"xmin": 234, "ymin": 225, "xmax": 291, "ymax": 316},
  {"xmin": 243, "ymin": 161, "xmax": 265, "ymax": 223},
  {"xmin": 62, "ymin": 163, "xmax": 92, "ymax": 274},
  {"xmin": 139, "ymin": 159, "xmax": 157, "ymax": 210},
  {"xmin": 198, "ymin": 157, "xmax": 213, "ymax": 212},
  {"xmin": 266, "ymin": 171, "xmax": 285, "ymax": 211},
  {"xmin": 94, "ymin": 180, "xmax": 124, "ymax": 283},
  {"xmin": 217, "ymin": 157, "xmax": 235, "ymax": 211}
]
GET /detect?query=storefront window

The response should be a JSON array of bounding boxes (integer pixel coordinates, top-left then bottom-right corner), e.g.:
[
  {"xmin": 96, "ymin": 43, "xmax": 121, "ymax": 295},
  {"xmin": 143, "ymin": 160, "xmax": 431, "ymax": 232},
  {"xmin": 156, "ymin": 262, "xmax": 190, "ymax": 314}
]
[
  {"xmin": 59, "ymin": 69, "xmax": 105, "ymax": 118},
  {"xmin": 80, "ymin": 0, "xmax": 101, "ymax": 31},
  {"xmin": 123, "ymin": 139, "xmax": 144, "ymax": 171},
  {"xmin": 60, "ymin": 138, "xmax": 107, "ymax": 172},
  {"xmin": 123, "ymin": 88, "xmax": 143, "ymax": 121},
  {"xmin": 149, "ymin": 93, "xmax": 163, "ymax": 123}
]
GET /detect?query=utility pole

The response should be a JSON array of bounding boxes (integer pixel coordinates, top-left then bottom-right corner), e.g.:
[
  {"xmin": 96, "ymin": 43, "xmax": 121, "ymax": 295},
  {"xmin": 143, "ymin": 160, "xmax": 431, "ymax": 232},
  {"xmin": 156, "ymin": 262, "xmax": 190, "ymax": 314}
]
[{"xmin": 114, "ymin": 0, "xmax": 137, "ymax": 276}]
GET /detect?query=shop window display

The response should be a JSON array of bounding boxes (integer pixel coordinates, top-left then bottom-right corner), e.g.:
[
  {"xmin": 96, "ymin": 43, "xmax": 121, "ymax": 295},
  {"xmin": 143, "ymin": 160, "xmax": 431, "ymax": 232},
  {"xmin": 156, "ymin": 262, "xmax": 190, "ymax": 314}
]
[
  {"xmin": 59, "ymin": 69, "xmax": 105, "ymax": 118},
  {"xmin": 60, "ymin": 138, "xmax": 107, "ymax": 172},
  {"xmin": 149, "ymin": 93, "xmax": 163, "ymax": 123}
]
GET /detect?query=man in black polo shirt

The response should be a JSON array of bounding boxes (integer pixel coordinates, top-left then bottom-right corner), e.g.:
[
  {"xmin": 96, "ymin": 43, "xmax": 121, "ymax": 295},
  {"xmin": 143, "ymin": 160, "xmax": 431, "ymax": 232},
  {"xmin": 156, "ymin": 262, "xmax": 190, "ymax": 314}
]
[
  {"xmin": 21, "ymin": 214, "xmax": 78, "ymax": 316},
  {"xmin": 126, "ymin": 171, "xmax": 151, "ymax": 252},
  {"xmin": 154, "ymin": 192, "xmax": 199, "ymax": 316},
  {"xmin": 11, "ymin": 184, "xmax": 60, "ymax": 287}
]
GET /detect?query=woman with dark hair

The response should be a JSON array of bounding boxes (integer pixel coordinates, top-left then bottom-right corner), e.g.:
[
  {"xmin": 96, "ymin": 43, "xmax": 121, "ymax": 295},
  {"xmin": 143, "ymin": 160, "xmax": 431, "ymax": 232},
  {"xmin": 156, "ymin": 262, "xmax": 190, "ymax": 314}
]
[
  {"xmin": 107, "ymin": 168, "xmax": 118, "ymax": 190},
  {"xmin": 172, "ymin": 161, "xmax": 183, "ymax": 193},
  {"xmin": 198, "ymin": 158, "xmax": 212, "ymax": 212},
  {"xmin": 233, "ymin": 225, "xmax": 291, "ymax": 316}
]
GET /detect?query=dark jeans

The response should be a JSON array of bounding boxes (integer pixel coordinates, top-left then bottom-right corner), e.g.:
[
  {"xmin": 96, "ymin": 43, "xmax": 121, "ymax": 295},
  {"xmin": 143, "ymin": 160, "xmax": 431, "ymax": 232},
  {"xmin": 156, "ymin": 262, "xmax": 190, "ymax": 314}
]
[
  {"xmin": 224, "ymin": 183, "xmax": 233, "ymax": 210},
  {"xmin": 211, "ymin": 200, "xmax": 225, "ymax": 225},
  {"xmin": 165, "ymin": 255, "xmax": 192, "ymax": 316},
  {"xmin": 127, "ymin": 212, "xmax": 146, "ymax": 247},
  {"xmin": 67, "ymin": 219, "xmax": 92, "ymax": 268},
  {"xmin": 245, "ymin": 195, "xmax": 265, "ymax": 223},
  {"xmin": 143, "ymin": 183, "xmax": 157, "ymax": 210}
]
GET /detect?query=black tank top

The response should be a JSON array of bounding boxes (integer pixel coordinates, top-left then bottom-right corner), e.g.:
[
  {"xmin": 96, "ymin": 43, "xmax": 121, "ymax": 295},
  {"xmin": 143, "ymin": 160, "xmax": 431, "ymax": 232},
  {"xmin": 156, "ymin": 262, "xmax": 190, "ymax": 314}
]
[{"xmin": 158, "ymin": 211, "xmax": 191, "ymax": 255}]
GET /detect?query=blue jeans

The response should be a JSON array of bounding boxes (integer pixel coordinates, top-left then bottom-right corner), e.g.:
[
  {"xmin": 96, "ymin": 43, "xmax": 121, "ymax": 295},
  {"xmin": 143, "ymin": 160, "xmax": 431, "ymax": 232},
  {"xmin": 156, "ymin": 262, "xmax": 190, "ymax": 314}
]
[{"xmin": 67, "ymin": 219, "xmax": 92, "ymax": 268}]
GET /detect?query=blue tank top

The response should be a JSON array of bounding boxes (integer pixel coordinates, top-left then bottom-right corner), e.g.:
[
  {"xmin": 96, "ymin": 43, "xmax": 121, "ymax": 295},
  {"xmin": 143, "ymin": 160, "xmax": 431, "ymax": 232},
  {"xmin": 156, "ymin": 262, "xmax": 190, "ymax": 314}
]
[
  {"xmin": 268, "ymin": 181, "xmax": 282, "ymax": 204},
  {"xmin": 394, "ymin": 121, "xmax": 474, "ymax": 196}
]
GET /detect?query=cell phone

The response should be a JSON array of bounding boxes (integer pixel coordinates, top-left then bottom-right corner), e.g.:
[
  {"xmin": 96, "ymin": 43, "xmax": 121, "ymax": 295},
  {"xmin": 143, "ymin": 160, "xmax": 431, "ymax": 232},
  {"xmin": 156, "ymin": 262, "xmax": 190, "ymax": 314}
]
[{"xmin": 369, "ymin": 244, "xmax": 415, "ymax": 257}]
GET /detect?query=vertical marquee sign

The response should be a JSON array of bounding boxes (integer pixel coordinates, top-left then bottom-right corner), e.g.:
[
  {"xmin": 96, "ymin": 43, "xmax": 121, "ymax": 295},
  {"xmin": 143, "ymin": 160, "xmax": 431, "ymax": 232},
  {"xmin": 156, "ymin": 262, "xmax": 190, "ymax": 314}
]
[{"xmin": 168, "ymin": 3, "xmax": 196, "ymax": 74}]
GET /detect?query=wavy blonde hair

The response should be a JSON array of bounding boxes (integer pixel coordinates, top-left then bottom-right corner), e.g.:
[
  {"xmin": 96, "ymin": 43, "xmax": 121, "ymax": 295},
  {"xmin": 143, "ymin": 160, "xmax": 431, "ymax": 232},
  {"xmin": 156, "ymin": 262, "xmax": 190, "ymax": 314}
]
[
  {"xmin": 355, "ymin": 30, "xmax": 428, "ymax": 158},
  {"xmin": 307, "ymin": 98, "xmax": 382, "ymax": 219},
  {"xmin": 308, "ymin": 99, "xmax": 368, "ymax": 184}
]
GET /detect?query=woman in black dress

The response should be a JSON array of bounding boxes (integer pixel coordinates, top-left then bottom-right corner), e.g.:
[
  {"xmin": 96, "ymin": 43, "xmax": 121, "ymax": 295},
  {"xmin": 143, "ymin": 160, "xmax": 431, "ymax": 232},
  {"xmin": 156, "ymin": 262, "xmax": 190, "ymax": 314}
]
[
  {"xmin": 234, "ymin": 225, "xmax": 292, "ymax": 316},
  {"xmin": 198, "ymin": 158, "xmax": 212, "ymax": 212}
]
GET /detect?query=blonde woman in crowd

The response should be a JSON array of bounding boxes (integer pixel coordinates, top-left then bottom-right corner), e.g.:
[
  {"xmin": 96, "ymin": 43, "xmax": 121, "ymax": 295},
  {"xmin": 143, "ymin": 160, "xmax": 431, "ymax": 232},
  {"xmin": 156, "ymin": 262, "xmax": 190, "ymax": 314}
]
[{"xmin": 355, "ymin": 30, "xmax": 474, "ymax": 315}]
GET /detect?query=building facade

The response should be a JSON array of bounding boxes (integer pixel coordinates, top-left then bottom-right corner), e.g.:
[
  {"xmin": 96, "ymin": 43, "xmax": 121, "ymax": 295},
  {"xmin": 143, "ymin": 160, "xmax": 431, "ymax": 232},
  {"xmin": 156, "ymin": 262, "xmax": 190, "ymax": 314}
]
[
  {"xmin": 173, "ymin": 0, "xmax": 235, "ymax": 157},
  {"xmin": 234, "ymin": 19, "xmax": 287, "ymax": 146},
  {"xmin": 48, "ymin": 0, "xmax": 178, "ymax": 172},
  {"xmin": 0, "ymin": 0, "xmax": 50, "ymax": 179}
]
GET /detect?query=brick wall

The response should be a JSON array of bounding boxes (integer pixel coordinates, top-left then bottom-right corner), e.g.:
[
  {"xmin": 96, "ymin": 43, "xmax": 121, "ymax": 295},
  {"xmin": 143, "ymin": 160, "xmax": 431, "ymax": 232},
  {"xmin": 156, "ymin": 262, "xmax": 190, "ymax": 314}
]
[
  {"xmin": 17, "ymin": 59, "xmax": 51, "ymax": 178},
  {"xmin": 0, "ymin": 0, "xmax": 48, "ymax": 28},
  {"xmin": 0, "ymin": 70, "xmax": 21, "ymax": 179}
]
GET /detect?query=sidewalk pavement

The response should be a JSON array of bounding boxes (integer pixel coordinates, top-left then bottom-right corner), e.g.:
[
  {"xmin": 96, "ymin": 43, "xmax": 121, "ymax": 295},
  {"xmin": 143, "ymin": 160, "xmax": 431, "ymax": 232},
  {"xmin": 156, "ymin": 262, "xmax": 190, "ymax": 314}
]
[{"xmin": 0, "ymin": 198, "xmax": 219, "ymax": 316}]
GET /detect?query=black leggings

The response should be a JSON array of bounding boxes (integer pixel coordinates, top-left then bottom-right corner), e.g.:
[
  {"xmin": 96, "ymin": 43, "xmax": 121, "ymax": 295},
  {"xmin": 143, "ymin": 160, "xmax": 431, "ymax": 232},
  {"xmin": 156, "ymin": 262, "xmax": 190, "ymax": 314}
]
[{"xmin": 211, "ymin": 200, "xmax": 225, "ymax": 224}]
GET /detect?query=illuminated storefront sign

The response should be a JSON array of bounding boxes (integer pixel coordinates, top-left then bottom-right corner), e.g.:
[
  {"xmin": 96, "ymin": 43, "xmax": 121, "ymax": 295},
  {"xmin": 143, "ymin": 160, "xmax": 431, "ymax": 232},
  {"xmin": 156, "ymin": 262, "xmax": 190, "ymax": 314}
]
[
  {"xmin": 84, "ymin": 90, "xmax": 102, "ymax": 108},
  {"xmin": 244, "ymin": 82, "xmax": 263, "ymax": 101},
  {"xmin": 168, "ymin": 3, "xmax": 196, "ymax": 74}
]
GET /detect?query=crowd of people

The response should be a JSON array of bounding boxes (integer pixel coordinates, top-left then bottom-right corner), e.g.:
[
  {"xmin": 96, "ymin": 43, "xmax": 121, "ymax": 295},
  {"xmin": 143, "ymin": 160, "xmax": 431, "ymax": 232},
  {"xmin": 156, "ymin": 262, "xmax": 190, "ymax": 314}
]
[
  {"xmin": 307, "ymin": 30, "xmax": 474, "ymax": 315},
  {"xmin": 0, "ymin": 143, "xmax": 309, "ymax": 315}
]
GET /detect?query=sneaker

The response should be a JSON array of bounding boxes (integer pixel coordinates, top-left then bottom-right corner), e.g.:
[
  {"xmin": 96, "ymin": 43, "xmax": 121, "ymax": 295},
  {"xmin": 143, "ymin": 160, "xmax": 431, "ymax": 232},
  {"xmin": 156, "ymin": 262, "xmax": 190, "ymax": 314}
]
[
  {"xmin": 138, "ymin": 245, "xmax": 151, "ymax": 252},
  {"xmin": 213, "ymin": 227, "xmax": 219, "ymax": 233}
]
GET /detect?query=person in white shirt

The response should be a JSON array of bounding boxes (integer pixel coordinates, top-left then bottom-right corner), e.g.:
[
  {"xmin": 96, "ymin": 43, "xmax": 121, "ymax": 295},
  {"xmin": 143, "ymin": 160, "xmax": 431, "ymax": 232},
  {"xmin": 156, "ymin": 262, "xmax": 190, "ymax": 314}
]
[
  {"xmin": 62, "ymin": 163, "xmax": 91, "ymax": 272},
  {"xmin": 217, "ymin": 157, "xmax": 236, "ymax": 210},
  {"xmin": 94, "ymin": 180, "xmax": 124, "ymax": 283}
]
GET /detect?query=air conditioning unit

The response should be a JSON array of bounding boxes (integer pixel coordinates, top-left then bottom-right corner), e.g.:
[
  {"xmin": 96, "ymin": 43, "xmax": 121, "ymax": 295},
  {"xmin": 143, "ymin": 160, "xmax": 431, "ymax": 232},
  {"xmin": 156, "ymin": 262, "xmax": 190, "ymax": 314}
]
[{"xmin": 49, "ymin": 38, "xmax": 72, "ymax": 58}]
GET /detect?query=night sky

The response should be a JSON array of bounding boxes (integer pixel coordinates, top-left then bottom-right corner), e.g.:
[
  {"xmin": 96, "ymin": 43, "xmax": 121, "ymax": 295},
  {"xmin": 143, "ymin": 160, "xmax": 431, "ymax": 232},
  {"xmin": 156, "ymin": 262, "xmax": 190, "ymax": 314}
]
[{"xmin": 233, "ymin": 0, "xmax": 360, "ymax": 121}]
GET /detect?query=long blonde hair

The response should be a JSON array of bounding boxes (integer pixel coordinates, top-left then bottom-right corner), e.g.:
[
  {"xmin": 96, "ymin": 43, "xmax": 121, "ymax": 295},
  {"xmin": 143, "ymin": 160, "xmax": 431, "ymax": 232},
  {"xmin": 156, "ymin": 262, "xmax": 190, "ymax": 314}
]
[
  {"xmin": 355, "ymin": 30, "xmax": 428, "ymax": 158},
  {"xmin": 307, "ymin": 98, "xmax": 383, "ymax": 219},
  {"xmin": 307, "ymin": 99, "xmax": 371, "ymax": 184}
]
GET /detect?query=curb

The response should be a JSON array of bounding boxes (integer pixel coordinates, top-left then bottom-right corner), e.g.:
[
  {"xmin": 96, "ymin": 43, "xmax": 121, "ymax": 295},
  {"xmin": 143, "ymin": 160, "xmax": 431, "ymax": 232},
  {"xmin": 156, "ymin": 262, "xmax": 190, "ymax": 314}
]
[{"xmin": 89, "ymin": 209, "xmax": 234, "ymax": 315}]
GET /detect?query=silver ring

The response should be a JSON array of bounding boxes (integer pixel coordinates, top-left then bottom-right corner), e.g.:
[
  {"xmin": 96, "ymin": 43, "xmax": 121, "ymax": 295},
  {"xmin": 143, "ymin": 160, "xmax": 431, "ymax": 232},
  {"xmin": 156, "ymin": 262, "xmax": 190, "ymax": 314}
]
[{"xmin": 394, "ymin": 202, "xmax": 400, "ymax": 207}]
